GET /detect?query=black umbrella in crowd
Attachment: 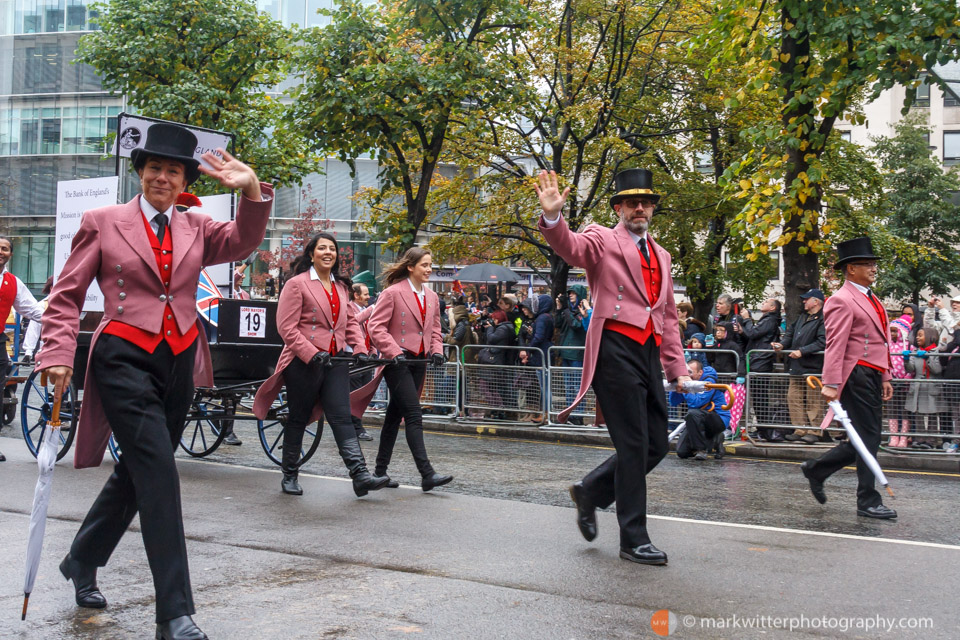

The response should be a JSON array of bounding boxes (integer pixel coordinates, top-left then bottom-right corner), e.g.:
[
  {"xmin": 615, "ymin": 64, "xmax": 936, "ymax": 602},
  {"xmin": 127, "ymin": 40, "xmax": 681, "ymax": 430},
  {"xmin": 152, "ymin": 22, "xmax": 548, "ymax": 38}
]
[{"xmin": 454, "ymin": 263, "xmax": 521, "ymax": 283}]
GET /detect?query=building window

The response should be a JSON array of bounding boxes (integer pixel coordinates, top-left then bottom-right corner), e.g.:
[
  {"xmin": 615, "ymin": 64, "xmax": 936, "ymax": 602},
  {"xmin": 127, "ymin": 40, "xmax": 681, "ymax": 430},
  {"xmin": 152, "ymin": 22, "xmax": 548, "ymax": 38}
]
[
  {"xmin": 3, "ymin": 0, "xmax": 96, "ymax": 35},
  {"xmin": 944, "ymin": 132, "xmax": 960, "ymax": 166},
  {"xmin": 838, "ymin": 130, "xmax": 851, "ymax": 142},
  {"xmin": 945, "ymin": 86, "xmax": 960, "ymax": 108},
  {"xmin": 694, "ymin": 150, "xmax": 713, "ymax": 175},
  {"xmin": 912, "ymin": 75, "xmax": 931, "ymax": 108},
  {"xmin": 1, "ymin": 102, "xmax": 121, "ymax": 157}
]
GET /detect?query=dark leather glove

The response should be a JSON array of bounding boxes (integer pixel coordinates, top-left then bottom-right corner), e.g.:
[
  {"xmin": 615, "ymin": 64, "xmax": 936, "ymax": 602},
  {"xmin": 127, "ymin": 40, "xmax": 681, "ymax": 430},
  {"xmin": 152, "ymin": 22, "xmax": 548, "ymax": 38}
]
[
  {"xmin": 311, "ymin": 351, "xmax": 331, "ymax": 367},
  {"xmin": 430, "ymin": 352, "xmax": 445, "ymax": 368},
  {"xmin": 353, "ymin": 352, "xmax": 371, "ymax": 366},
  {"xmin": 393, "ymin": 354, "xmax": 407, "ymax": 366}
]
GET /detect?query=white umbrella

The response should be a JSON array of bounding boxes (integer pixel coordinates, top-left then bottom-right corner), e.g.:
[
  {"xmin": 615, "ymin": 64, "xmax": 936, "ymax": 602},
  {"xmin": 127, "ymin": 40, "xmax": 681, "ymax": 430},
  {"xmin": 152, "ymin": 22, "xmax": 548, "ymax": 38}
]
[
  {"xmin": 663, "ymin": 380, "xmax": 734, "ymax": 441},
  {"xmin": 21, "ymin": 376, "xmax": 62, "ymax": 620},
  {"xmin": 806, "ymin": 376, "xmax": 893, "ymax": 497}
]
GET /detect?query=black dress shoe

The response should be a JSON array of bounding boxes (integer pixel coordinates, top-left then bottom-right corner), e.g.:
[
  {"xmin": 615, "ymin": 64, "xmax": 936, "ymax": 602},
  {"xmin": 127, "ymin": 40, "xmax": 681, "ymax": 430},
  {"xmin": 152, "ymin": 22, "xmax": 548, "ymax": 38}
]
[
  {"xmin": 620, "ymin": 543, "xmax": 668, "ymax": 565},
  {"xmin": 568, "ymin": 482, "xmax": 597, "ymax": 542},
  {"xmin": 421, "ymin": 472, "xmax": 453, "ymax": 492},
  {"xmin": 281, "ymin": 471, "xmax": 303, "ymax": 495},
  {"xmin": 59, "ymin": 553, "xmax": 107, "ymax": 609},
  {"xmin": 222, "ymin": 432, "xmax": 242, "ymax": 446},
  {"xmin": 357, "ymin": 430, "xmax": 374, "ymax": 441},
  {"xmin": 0, "ymin": 449, "xmax": 5, "ymax": 462},
  {"xmin": 156, "ymin": 615, "xmax": 208, "ymax": 640},
  {"xmin": 375, "ymin": 474, "xmax": 400, "ymax": 488},
  {"xmin": 800, "ymin": 460, "xmax": 827, "ymax": 504},
  {"xmin": 857, "ymin": 504, "xmax": 897, "ymax": 519}
]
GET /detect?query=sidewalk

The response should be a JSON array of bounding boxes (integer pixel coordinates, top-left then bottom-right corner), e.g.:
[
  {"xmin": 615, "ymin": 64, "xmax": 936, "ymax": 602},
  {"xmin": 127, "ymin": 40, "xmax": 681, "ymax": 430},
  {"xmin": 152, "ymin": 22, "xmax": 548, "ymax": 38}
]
[{"xmin": 363, "ymin": 414, "xmax": 960, "ymax": 474}]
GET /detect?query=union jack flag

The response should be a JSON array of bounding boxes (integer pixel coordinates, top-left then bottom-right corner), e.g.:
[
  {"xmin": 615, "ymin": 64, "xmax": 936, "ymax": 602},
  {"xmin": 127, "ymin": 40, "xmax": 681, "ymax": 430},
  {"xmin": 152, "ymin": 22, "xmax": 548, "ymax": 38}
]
[{"xmin": 196, "ymin": 268, "xmax": 222, "ymax": 327}]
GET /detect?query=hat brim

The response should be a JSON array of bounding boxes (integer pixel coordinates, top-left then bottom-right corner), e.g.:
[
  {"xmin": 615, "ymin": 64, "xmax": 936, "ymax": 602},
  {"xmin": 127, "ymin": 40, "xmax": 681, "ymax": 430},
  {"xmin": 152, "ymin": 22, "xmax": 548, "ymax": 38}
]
[
  {"xmin": 131, "ymin": 148, "xmax": 202, "ymax": 185},
  {"xmin": 609, "ymin": 193, "xmax": 661, "ymax": 208},
  {"xmin": 834, "ymin": 254, "xmax": 881, "ymax": 270}
]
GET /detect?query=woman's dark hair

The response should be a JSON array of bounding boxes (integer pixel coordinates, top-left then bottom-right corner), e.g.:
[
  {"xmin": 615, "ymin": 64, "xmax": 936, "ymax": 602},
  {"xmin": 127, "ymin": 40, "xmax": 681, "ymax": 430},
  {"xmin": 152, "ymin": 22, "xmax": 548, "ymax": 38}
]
[
  {"xmin": 382, "ymin": 247, "xmax": 431, "ymax": 287},
  {"xmin": 42, "ymin": 276, "xmax": 54, "ymax": 296},
  {"xmin": 289, "ymin": 232, "xmax": 352, "ymax": 288}
]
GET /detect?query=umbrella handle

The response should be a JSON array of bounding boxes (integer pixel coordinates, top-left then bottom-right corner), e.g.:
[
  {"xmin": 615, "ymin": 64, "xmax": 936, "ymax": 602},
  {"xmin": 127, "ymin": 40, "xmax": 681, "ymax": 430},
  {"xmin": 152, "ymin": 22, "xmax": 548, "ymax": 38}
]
[
  {"xmin": 704, "ymin": 383, "xmax": 734, "ymax": 410},
  {"xmin": 39, "ymin": 371, "xmax": 63, "ymax": 427},
  {"xmin": 806, "ymin": 375, "xmax": 823, "ymax": 390},
  {"xmin": 21, "ymin": 593, "xmax": 29, "ymax": 620}
]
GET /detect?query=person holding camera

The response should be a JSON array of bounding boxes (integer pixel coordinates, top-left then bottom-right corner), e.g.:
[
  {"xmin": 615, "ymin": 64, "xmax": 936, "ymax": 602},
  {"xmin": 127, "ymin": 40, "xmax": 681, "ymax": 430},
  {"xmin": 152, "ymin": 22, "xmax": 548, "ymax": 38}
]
[
  {"xmin": 350, "ymin": 247, "xmax": 453, "ymax": 492},
  {"xmin": 253, "ymin": 233, "xmax": 387, "ymax": 498},
  {"xmin": 736, "ymin": 298, "xmax": 783, "ymax": 440}
]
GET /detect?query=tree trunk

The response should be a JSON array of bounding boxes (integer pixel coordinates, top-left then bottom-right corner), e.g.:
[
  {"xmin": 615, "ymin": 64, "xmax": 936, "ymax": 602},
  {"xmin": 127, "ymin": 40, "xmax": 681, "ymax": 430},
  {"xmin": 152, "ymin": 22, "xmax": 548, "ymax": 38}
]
[{"xmin": 549, "ymin": 254, "xmax": 570, "ymax": 303}]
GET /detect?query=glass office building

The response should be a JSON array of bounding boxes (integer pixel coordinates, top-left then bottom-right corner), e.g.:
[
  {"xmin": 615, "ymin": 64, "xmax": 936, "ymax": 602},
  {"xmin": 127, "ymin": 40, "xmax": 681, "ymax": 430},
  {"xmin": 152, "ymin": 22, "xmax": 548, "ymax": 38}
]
[{"xmin": 0, "ymin": 0, "xmax": 384, "ymax": 293}]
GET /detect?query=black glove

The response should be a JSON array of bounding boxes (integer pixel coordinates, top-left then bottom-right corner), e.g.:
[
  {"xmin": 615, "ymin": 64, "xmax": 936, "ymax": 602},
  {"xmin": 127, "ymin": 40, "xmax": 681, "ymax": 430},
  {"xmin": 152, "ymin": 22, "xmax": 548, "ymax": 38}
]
[
  {"xmin": 353, "ymin": 352, "xmax": 371, "ymax": 366},
  {"xmin": 311, "ymin": 351, "xmax": 331, "ymax": 367},
  {"xmin": 393, "ymin": 354, "xmax": 407, "ymax": 366},
  {"xmin": 430, "ymin": 352, "xmax": 445, "ymax": 368},
  {"xmin": 21, "ymin": 353, "xmax": 33, "ymax": 365}
]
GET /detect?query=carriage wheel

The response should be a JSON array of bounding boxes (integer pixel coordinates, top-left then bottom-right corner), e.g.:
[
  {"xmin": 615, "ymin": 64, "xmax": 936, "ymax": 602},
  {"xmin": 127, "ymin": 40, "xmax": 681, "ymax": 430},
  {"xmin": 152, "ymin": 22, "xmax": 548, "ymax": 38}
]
[
  {"xmin": 179, "ymin": 393, "xmax": 230, "ymax": 457},
  {"xmin": 20, "ymin": 369, "xmax": 77, "ymax": 461},
  {"xmin": 257, "ymin": 391, "xmax": 323, "ymax": 466}
]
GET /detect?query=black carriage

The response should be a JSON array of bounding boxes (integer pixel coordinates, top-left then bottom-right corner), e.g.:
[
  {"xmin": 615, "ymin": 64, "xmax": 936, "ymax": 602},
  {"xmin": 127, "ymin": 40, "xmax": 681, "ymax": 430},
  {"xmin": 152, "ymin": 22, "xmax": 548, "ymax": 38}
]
[{"xmin": 19, "ymin": 300, "xmax": 325, "ymax": 468}]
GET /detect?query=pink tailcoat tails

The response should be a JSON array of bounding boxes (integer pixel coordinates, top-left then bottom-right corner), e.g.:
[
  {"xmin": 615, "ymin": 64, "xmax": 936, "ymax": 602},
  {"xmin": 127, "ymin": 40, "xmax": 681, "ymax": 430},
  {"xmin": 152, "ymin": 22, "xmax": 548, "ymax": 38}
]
[
  {"xmin": 253, "ymin": 273, "xmax": 367, "ymax": 423},
  {"xmin": 538, "ymin": 215, "xmax": 688, "ymax": 421},
  {"xmin": 36, "ymin": 185, "xmax": 274, "ymax": 468},
  {"xmin": 349, "ymin": 282, "xmax": 443, "ymax": 418},
  {"xmin": 818, "ymin": 280, "xmax": 893, "ymax": 430}
]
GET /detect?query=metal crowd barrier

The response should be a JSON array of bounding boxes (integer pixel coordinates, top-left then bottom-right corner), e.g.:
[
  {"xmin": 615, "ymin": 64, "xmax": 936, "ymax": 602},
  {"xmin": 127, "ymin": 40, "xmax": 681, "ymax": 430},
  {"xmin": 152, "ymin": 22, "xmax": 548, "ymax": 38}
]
[
  {"xmin": 420, "ymin": 344, "xmax": 461, "ymax": 418},
  {"xmin": 461, "ymin": 345, "xmax": 545, "ymax": 423}
]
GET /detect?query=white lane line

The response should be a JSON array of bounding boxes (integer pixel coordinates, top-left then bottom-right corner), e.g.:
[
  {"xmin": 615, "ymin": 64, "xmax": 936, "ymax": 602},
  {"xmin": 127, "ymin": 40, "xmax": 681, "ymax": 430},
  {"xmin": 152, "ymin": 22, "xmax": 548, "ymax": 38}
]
[{"xmin": 649, "ymin": 514, "xmax": 960, "ymax": 550}]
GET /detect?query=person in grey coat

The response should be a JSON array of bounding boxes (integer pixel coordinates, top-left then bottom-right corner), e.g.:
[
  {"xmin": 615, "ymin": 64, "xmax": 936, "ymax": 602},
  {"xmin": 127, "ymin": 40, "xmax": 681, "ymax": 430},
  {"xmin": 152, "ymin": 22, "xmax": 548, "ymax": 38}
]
[
  {"xmin": 904, "ymin": 326, "xmax": 942, "ymax": 449},
  {"xmin": 735, "ymin": 298, "xmax": 782, "ymax": 440}
]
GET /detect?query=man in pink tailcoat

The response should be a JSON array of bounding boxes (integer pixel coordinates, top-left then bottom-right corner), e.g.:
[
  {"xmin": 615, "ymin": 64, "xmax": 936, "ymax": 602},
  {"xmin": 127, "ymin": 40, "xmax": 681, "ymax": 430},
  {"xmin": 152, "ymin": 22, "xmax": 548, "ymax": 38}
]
[
  {"xmin": 800, "ymin": 237, "xmax": 897, "ymax": 519},
  {"xmin": 535, "ymin": 168, "xmax": 690, "ymax": 565},
  {"xmin": 36, "ymin": 122, "xmax": 272, "ymax": 640}
]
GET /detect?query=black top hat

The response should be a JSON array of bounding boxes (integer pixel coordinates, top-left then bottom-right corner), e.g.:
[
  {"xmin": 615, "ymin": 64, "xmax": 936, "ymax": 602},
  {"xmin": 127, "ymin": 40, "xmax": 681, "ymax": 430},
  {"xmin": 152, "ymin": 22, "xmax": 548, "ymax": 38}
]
[
  {"xmin": 834, "ymin": 236, "xmax": 881, "ymax": 270},
  {"xmin": 609, "ymin": 168, "xmax": 661, "ymax": 208},
  {"xmin": 130, "ymin": 122, "xmax": 201, "ymax": 185}
]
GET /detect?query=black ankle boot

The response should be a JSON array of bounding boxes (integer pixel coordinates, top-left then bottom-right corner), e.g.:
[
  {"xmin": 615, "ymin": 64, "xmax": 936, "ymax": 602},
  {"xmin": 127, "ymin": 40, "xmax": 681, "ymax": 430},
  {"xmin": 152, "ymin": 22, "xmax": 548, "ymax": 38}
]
[
  {"xmin": 281, "ymin": 470, "xmax": 302, "ymax": 495},
  {"xmin": 59, "ymin": 553, "xmax": 107, "ymax": 609},
  {"xmin": 280, "ymin": 440, "xmax": 303, "ymax": 495},
  {"xmin": 339, "ymin": 438, "xmax": 390, "ymax": 496},
  {"xmin": 156, "ymin": 614, "xmax": 207, "ymax": 640}
]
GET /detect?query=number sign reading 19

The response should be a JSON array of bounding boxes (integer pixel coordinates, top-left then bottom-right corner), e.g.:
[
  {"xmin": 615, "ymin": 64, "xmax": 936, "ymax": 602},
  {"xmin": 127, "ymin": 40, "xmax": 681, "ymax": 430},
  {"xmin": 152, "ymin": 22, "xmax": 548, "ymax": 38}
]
[{"xmin": 239, "ymin": 306, "xmax": 267, "ymax": 338}]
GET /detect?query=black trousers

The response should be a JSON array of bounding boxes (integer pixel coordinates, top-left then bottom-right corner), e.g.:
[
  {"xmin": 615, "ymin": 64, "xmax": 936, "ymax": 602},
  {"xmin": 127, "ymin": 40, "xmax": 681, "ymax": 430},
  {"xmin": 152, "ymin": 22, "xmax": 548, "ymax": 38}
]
[
  {"xmin": 375, "ymin": 355, "xmax": 434, "ymax": 477},
  {"xmin": 282, "ymin": 353, "xmax": 355, "ymax": 461},
  {"xmin": 70, "ymin": 334, "xmax": 197, "ymax": 623},
  {"xmin": 350, "ymin": 366, "xmax": 374, "ymax": 433},
  {"xmin": 805, "ymin": 365, "xmax": 883, "ymax": 509},
  {"xmin": 676, "ymin": 408, "xmax": 726, "ymax": 458},
  {"xmin": 580, "ymin": 331, "xmax": 669, "ymax": 548}
]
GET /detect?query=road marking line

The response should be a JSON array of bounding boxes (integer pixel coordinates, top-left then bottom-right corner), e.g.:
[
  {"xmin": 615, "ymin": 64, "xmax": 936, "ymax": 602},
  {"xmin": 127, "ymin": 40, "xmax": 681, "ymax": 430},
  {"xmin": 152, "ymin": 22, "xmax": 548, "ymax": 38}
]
[{"xmin": 175, "ymin": 458, "xmax": 960, "ymax": 550}]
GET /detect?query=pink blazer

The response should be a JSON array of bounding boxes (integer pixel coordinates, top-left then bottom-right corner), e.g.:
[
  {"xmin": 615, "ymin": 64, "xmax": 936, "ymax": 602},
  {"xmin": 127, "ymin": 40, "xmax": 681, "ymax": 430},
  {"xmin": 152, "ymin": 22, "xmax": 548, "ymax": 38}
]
[
  {"xmin": 356, "ymin": 303, "xmax": 375, "ymax": 353},
  {"xmin": 253, "ymin": 272, "xmax": 366, "ymax": 422},
  {"xmin": 818, "ymin": 280, "xmax": 892, "ymax": 428},
  {"xmin": 37, "ymin": 184, "xmax": 274, "ymax": 468},
  {"xmin": 349, "ymin": 281, "xmax": 443, "ymax": 417},
  {"xmin": 539, "ymin": 215, "xmax": 687, "ymax": 422}
]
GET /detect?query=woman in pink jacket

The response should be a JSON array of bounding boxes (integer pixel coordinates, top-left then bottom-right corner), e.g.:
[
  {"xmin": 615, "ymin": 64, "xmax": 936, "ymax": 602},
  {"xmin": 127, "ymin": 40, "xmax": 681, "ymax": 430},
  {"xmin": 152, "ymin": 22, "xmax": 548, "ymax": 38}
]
[
  {"xmin": 254, "ymin": 232, "xmax": 388, "ymax": 497},
  {"xmin": 360, "ymin": 247, "xmax": 453, "ymax": 492}
]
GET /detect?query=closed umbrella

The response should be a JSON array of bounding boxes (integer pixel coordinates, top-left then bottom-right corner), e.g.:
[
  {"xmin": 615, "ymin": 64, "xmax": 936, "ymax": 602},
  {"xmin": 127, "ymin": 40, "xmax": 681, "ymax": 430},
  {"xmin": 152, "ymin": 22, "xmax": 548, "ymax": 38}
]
[
  {"xmin": 454, "ymin": 263, "xmax": 521, "ymax": 283},
  {"xmin": 807, "ymin": 376, "xmax": 893, "ymax": 497},
  {"xmin": 21, "ymin": 373, "xmax": 63, "ymax": 620}
]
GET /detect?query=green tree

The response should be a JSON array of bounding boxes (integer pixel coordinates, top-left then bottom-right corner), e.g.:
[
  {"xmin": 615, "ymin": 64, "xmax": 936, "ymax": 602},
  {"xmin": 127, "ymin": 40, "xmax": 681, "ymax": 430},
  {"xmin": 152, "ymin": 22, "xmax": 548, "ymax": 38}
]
[
  {"xmin": 292, "ymin": 0, "xmax": 532, "ymax": 253},
  {"xmin": 77, "ymin": 0, "xmax": 316, "ymax": 190},
  {"xmin": 872, "ymin": 115, "xmax": 960, "ymax": 304},
  {"xmin": 704, "ymin": 0, "xmax": 960, "ymax": 322}
]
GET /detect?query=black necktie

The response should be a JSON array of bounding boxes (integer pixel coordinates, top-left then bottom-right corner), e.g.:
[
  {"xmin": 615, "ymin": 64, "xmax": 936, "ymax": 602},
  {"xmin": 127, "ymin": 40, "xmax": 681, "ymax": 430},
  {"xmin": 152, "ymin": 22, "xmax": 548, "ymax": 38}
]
[
  {"xmin": 153, "ymin": 213, "xmax": 167, "ymax": 245},
  {"xmin": 639, "ymin": 237, "xmax": 650, "ymax": 263}
]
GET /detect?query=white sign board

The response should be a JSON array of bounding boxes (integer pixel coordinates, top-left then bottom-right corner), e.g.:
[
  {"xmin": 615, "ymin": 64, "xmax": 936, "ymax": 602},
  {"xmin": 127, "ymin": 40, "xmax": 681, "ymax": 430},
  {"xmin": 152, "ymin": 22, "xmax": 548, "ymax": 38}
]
[
  {"xmin": 194, "ymin": 193, "xmax": 233, "ymax": 289},
  {"xmin": 55, "ymin": 177, "xmax": 119, "ymax": 312},
  {"xmin": 238, "ymin": 306, "xmax": 266, "ymax": 338},
  {"xmin": 113, "ymin": 115, "xmax": 232, "ymax": 171}
]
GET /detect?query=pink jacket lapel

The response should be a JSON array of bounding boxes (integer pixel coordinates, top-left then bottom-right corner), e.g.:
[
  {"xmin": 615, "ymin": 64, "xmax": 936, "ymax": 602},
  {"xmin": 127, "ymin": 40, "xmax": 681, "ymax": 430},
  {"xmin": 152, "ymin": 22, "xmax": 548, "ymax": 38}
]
[
  {"xmin": 115, "ymin": 196, "xmax": 162, "ymax": 283},
  {"xmin": 613, "ymin": 224, "xmax": 650, "ymax": 304},
  {"xmin": 845, "ymin": 281, "xmax": 885, "ymax": 334},
  {"xmin": 170, "ymin": 210, "xmax": 199, "ymax": 276},
  {"xmin": 399, "ymin": 284, "xmax": 423, "ymax": 324},
  {"xmin": 305, "ymin": 276, "xmax": 335, "ymax": 326}
]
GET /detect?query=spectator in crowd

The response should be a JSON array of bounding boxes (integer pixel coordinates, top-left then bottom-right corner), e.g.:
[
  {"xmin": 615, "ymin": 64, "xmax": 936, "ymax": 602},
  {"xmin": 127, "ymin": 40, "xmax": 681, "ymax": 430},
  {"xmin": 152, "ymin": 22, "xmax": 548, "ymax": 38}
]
[
  {"xmin": 479, "ymin": 309, "xmax": 515, "ymax": 365},
  {"xmin": 887, "ymin": 317, "xmax": 914, "ymax": 448},
  {"xmin": 774, "ymin": 289, "xmax": 827, "ymax": 444},
  {"xmin": 714, "ymin": 293, "xmax": 741, "ymax": 328},
  {"xmin": 518, "ymin": 299, "xmax": 536, "ymax": 348},
  {"xmin": 528, "ymin": 293, "xmax": 555, "ymax": 368},
  {"xmin": 446, "ymin": 298, "xmax": 478, "ymax": 364},
  {"xmin": 678, "ymin": 301, "xmax": 706, "ymax": 342},
  {"xmin": 901, "ymin": 303, "xmax": 922, "ymax": 341},
  {"xmin": 924, "ymin": 295, "xmax": 960, "ymax": 348},
  {"xmin": 556, "ymin": 287, "xmax": 588, "ymax": 423},
  {"xmin": 684, "ymin": 333, "xmax": 710, "ymax": 369},
  {"xmin": 903, "ymin": 326, "xmax": 942, "ymax": 449},
  {"xmin": 669, "ymin": 360, "xmax": 730, "ymax": 460},
  {"xmin": 735, "ymin": 298, "xmax": 783, "ymax": 441},
  {"xmin": 707, "ymin": 321, "xmax": 747, "ymax": 434},
  {"xmin": 939, "ymin": 329, "xmax": 960, "ymax": 452},
  {"xmin": 348, "ymin": 282, "xmax": 375, "ymax": 441},
  {"xmin": 438, "ymin": 297, "xmax": 450, "ymax": 338},
  {"xmin": 515, "ymin": 349, "xmax": 542, "ymax": 422}
]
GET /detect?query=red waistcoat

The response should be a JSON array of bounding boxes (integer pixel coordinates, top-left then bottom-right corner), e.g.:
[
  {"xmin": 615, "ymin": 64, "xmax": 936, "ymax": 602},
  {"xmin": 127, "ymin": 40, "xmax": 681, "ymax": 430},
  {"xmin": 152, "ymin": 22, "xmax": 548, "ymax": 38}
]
[
  {"xmin": 102, "ymin": 213, "xmax": 199, "ymax": 354},
  {"xmin": 605, "ymin": 243, "xmax": 662, "ymax": 347},
  {"xmin": 0, "ymin": 272, "xmax": 18, "ymax": 327}
]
